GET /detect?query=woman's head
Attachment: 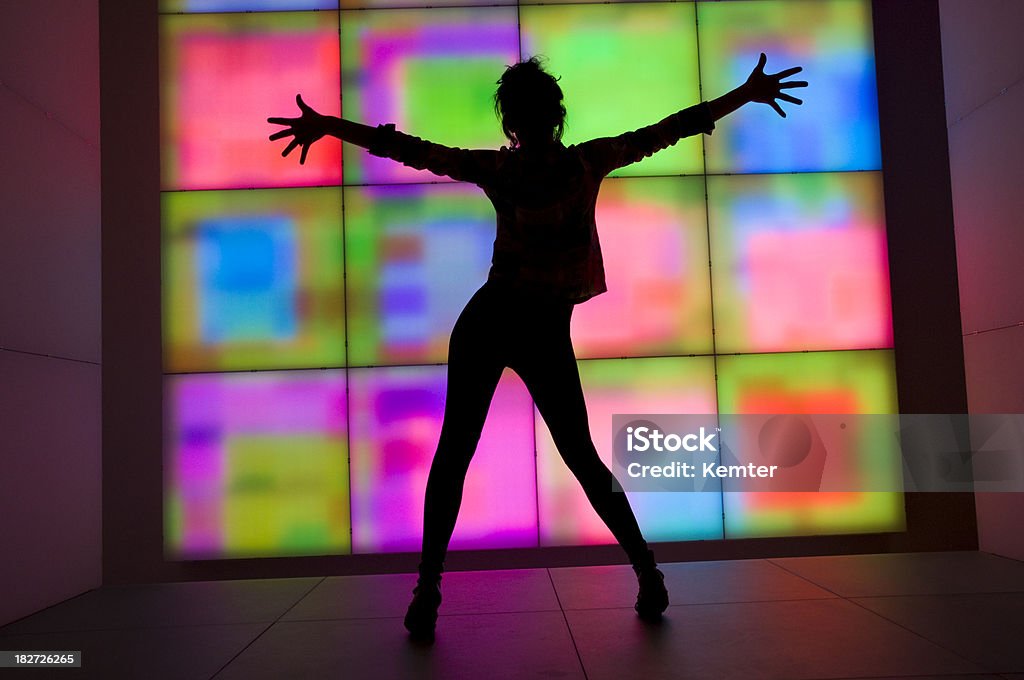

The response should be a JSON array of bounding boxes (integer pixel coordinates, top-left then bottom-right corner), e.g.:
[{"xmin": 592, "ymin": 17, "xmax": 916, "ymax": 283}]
[{"xmin": 494, "ymin": 57, "xmax": 566, "ymax": 149}]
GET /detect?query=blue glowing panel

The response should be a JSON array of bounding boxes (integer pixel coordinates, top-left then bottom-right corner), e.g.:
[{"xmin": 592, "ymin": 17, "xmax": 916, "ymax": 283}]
[
  {"xmin": 698, "ymin": 0, "xmax": 881, "ymax": 173},
  {"xmin": 198, "ymin": 216, "xmax": 297, "ymax": 344},
  {"xmin": 163, "ymin": 187, "xmax": 345, "ymax": 373}
]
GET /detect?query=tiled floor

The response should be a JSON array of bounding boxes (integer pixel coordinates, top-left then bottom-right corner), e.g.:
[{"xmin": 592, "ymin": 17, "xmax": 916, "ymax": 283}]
[{"xmin": 1, "ymin": 551, "xmax": 1022, "ymax": 680}]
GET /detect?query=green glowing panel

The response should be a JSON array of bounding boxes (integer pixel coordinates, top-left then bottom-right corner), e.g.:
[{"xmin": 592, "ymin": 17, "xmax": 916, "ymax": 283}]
[
  {"xmin": 520, "ymin": 2, "xmax": 703, "ymax": 178},
  {"xmin": 717, "ymin": 350, "xmax": 905, "ymax": 539}
]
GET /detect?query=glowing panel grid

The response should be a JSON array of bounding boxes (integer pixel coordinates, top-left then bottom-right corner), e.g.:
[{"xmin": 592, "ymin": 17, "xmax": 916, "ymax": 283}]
[
  {"xmin": 163, "ymin": 187, "xmax": 346, "ymax": 372},
  {"xmin": 165, "ymin": 371, "xmax": 351, "ymax": 559},
  {"xmin": 160, "ymin": 0, "xmax": 900, "ymax": 560},
  {"xmin": 343, "ymin": 177, "xmax": 715, "ymax": 368}
]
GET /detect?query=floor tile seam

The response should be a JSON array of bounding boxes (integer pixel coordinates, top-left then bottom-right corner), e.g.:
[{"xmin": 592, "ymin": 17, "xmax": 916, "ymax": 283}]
[
  {"xmin": 207, "ymin": 576, "xmax": 327, "ymax": 680},
  {"xmin": 806, "ymin": 674, "xmax": 1007, "ymax": 680},
  {"xmin": 546, "ymin": 567, "xmax": 590, "ymax": 680},
  {"xmin": 280, "ymin": 605, "xmax": 565, "ymax": 623},
  {"xmin": 764, "ymin": 558, "xmax": 1024, "ymax": 598},
  {"xmin": 754, "ymin": 559, "xmax": 1024, "ymax": 599},
  {"xmin": 848, "ymin": 590, "xmax": 1024, "ymax": 600},
  {"xmin": 762, "ymin": 559, "xmax": 852, "ymax": 599},
  {"xmin": 0, "ymin": 588, "xmax": 103, "ymax": 634},
  {"xmin": 558, "ymin": 593, "xmax": 843, "ymax": 611},
  {"xmin": 0, "ymin": 620, "xmax": 289, "ymax": 638},
  {"xmin": 839, "ymin": 595, "xmax": 999, "ymax": 676},
  {"xmin": 981, "ymin": 552, "xmax": 1024, "ymax": 566}
]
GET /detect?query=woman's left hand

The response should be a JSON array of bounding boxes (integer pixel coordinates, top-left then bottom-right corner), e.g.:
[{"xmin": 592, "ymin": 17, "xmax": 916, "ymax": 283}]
[
  {"xmin": 743, "ymin": 53, "xmax": 808, "ymax": 118},
  {"xmin": 268, "ymin": 94, "xmax": 330, "ymax": 164}
]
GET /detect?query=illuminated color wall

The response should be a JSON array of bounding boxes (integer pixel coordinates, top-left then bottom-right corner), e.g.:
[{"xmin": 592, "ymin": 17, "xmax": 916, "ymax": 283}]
[{"xmin": 160, "ymin": 0, "xmax": 902, "ymax": 560}]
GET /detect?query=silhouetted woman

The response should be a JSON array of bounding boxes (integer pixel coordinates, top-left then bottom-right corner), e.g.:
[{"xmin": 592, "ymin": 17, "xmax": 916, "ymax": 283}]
[{"xmin": 269, "ymin": 53, "xmax": 805, "ymax": 640}]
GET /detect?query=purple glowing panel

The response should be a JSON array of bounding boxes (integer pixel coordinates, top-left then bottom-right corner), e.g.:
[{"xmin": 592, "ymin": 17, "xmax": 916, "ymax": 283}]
[
  {"xmin": 348, "ymin": 366, "xmax": 537, "ymax": 553},
  {"xmin": 165, "ymin": 371, "xmax": 350, "ymax": 559},
  {"xmin": 340, "ymin": 7, "xmax": 519, "ymax": 184}
]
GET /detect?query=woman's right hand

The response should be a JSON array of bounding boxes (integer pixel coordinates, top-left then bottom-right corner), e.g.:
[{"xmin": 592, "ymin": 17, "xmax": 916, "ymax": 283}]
[{"xmin": 268, "ymin": 94, "xmax": 331, "ymax": 164}]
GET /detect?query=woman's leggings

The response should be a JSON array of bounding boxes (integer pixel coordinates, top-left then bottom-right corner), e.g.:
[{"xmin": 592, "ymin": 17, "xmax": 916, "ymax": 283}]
[{"xmin": 419, "ymin": 280, "xmax": 651, "ymax": 572}]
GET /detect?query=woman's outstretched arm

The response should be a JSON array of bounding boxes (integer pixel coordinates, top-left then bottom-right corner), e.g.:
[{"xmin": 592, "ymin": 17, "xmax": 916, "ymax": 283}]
[
  {"xmin": 268, "ymin": 94, "xmax": 376, "ymax": 164},
  {"xmin": 583, "ymin": 53, "xmax": 806, "ymax": 176},
  {"xmin": 707, "ymin": 52, "xmax": 807, "ymax": 121},
  {"xmin": 268, "ymin": 95, "xmax": 499, "ymax": 185}
]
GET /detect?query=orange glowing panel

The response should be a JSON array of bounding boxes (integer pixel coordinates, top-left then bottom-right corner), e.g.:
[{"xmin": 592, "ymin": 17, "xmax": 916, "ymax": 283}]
[{"xmin": 716, "ymin": 350, "xmax": 905, "ymax": 538}]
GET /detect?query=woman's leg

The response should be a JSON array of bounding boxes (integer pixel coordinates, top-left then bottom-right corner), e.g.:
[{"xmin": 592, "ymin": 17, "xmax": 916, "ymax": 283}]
[
  {"xmin": 419, "ymin": 286, "xmax": 505, "ymax": 571},
  {"xmin": 407, "ymin": 286, "xmax": 504, "ymax": 639},
  {"xmin": 511, "ymin": 306, "xmax": 652, "ymax": 568},
  {"xmin": 512, "ymin": 305, "xmax": 668, "ymax": 619}
]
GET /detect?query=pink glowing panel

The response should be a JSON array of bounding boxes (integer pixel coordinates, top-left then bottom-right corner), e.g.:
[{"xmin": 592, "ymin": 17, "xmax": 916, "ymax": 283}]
[
  {"xmin": 348, "ymin": 366, "xmax": 537, "ymax": 553},
  {"xmin": 573, "ymin": 176, "xmax": 712, "ymax": 359},
  {"xmin": 708, "ymin": 172, "xmax": 892, "ymax": 354},
  {"xmin": 340, "ymin": 7, "xmax": 519, "ymax": 184},
  {"xmin": 536, "ymin": 357, "xmax": 722, "ymax": 547},
  {"xmin": 716, "ymin": 350, "xmax": 905, "ymax": 539},
  {"xmin": 164, "ymin": 371, "xmax": 350, "ymax": 560},
  {"xmin": 161, "ymin": 12, "xmax": 342, "ymax": 190}
]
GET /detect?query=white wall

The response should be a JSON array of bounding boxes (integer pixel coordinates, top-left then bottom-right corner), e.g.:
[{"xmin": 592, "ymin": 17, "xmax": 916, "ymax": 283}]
[
  {"xmin": 0, "ymin": 0, "xmax": 102, "ymax": 625},
  {"xmin": 939, "ymin": 0, "xmax": 1024, "ymax": 561}
]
